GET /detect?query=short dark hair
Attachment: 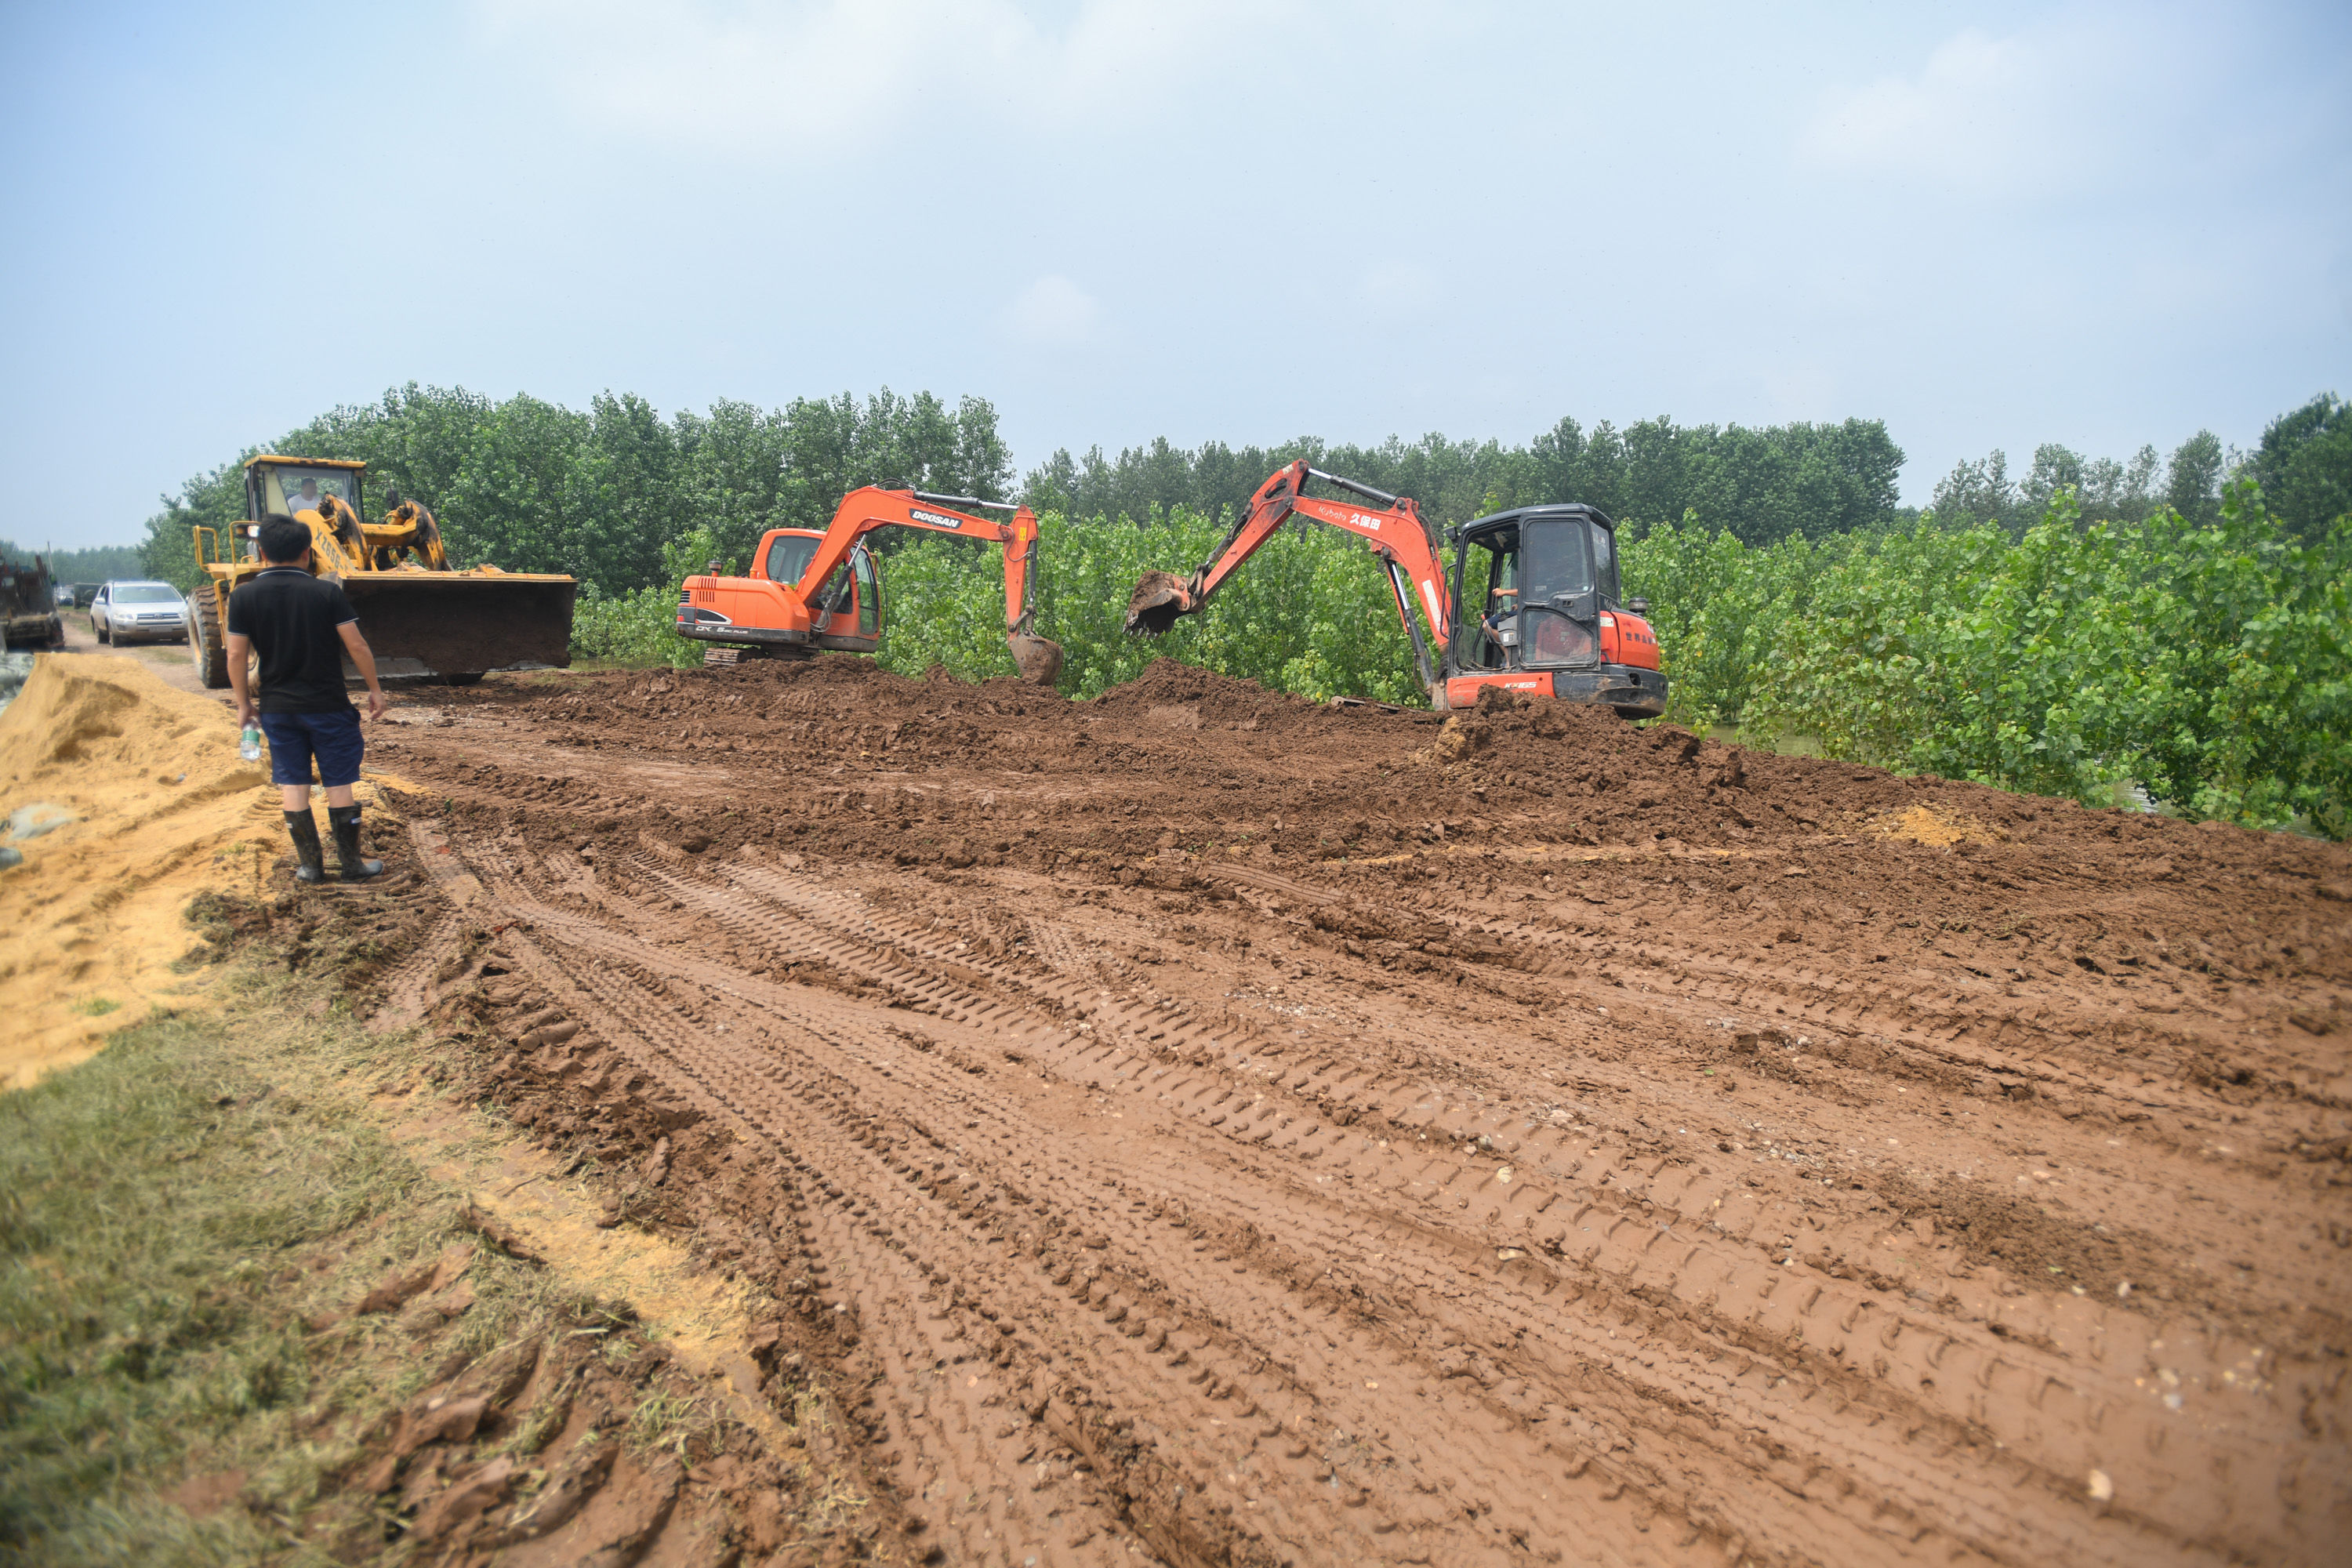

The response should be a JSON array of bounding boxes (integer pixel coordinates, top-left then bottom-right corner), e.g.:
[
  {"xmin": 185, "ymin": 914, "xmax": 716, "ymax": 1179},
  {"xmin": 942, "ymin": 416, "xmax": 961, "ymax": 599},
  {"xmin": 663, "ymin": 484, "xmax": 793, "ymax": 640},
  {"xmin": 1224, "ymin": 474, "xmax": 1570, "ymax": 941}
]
[{"xmin": 257, "ymin": 516, "xmax": 312, "ymax": 564}]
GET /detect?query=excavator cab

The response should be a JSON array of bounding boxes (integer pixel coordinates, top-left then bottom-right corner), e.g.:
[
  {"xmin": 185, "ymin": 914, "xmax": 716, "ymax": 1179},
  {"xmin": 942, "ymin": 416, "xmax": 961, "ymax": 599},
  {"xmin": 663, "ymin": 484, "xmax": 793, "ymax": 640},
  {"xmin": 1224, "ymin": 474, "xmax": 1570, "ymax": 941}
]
[
  {"xmin": 1445, "ymin": 507, "xmax": 1665, "ymax": 717},
  {"xmin": 681, "ymin": 529, "xmax": 883, "ymax": 652},
  {"xmin": 777, "ymin": 530, "xmax": 880, "ymax": 647}
]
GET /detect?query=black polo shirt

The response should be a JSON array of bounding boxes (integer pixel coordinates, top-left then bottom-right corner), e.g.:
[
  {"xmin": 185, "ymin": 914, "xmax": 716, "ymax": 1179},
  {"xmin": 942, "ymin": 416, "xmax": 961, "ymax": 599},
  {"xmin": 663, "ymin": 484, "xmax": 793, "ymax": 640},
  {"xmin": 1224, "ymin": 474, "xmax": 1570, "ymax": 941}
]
[{"xmin": 226, "ymin": 567, "xmax": 359, "ymax": 713}]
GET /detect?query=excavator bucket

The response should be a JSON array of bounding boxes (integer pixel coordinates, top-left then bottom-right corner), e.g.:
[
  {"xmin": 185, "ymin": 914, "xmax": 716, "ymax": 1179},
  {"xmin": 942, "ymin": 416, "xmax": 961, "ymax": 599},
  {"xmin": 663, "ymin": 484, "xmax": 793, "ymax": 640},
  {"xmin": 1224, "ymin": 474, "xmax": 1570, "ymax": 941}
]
[
  {"xmin": 1123, "ymin": 571, "xmax": 1198, "ymax": 637},
  {"xmin": 339, "ymin": 572, "xmax": 578, "ymax": 682},
  {"xmin": 1008, "ymin": 631, "xmax": 1065, "ymax": 687}
]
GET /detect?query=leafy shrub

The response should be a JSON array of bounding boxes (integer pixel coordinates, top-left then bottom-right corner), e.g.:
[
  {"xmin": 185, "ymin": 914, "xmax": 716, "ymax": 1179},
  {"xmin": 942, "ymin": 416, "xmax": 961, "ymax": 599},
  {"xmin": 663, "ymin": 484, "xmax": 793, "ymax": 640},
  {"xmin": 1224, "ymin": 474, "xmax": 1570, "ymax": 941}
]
[
  {"xmin": 568, "ymin": 526, "xmax": 725, "ymax": 670},
  {"xmin": 874, "ymin": 510, "xmax": 1428, "ymax": 703},
  {"xmin": 580, "ymin": 487, "xmax": 2349, "ymax": 839},
  {"xmin": 1730, "ymin": 483, "xmax": 2348, "ymax": 835}
]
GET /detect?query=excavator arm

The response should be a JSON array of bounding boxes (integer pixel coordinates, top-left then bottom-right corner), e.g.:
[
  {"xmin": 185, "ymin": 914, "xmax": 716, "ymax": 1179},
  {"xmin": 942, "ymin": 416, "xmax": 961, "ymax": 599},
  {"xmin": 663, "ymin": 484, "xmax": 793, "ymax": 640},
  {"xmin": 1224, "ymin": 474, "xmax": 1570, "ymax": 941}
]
[
  {"xmin": 680, "ymin": 485, "xmax": 1061, "ymax": 684},
  {"xmin": 796, "ymin": 486, "xmax": 1046, "ymax": 643},
  {"xmin": 1125, "ymin": 460, "xmax": 1451, "ymax": 693}
]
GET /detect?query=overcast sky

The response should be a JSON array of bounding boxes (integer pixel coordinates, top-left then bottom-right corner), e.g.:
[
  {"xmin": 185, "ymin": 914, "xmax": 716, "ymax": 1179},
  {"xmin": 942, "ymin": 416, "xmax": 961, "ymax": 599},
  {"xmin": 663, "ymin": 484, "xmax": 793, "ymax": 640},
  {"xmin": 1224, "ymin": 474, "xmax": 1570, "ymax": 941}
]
[{"xmin": 3, "ymin": 0, "xmax": 2346, "ymax": 550}]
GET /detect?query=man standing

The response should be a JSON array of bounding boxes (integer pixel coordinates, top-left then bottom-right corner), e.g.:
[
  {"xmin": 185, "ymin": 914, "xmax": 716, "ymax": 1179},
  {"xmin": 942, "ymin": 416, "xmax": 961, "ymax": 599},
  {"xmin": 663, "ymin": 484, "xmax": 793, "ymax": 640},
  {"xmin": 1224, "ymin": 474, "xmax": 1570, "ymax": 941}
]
[{"xmin": 227, "ymin": 515, "xmax": 387, "ymax": 883}]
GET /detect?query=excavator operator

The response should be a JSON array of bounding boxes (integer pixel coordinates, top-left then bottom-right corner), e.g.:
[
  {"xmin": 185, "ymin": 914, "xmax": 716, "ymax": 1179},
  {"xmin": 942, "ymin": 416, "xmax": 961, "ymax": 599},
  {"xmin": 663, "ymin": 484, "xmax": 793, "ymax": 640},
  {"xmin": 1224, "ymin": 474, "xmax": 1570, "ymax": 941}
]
[
  {"xmin": 1473, "ymin": 548, "xmax": 1520, "ymax": 669},
  {"xmin": 1479, "ymin": 589, "xmax": 1516, "ymax": 662}
]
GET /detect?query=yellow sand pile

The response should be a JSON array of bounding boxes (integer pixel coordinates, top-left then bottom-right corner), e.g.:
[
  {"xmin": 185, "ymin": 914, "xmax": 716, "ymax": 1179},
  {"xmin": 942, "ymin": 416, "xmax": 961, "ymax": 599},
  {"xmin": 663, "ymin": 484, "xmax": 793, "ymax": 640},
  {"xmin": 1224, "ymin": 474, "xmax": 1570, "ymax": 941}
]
[
  {"xmin": 1867, "ymin": 802, "xmax": 2001, "ymax": 848},
  {"xmin": 0, "ymin": 655, "xmax": 281, "ymax": 1087}
]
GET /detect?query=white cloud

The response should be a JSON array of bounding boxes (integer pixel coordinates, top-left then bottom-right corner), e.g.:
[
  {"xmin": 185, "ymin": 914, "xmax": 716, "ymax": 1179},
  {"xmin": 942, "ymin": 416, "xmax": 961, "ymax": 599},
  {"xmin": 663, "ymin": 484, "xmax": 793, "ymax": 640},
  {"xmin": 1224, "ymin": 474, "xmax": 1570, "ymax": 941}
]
[
  {"xmin": 472, "ymin": 0, "xmax": 1283, "ymax": 152},
  {"xmin": 1798, "ymin": 13, "xmax": 2187, "ymax": 199},
  {"xmin": 1802, "ymin": 27, "xmax": 2056, "ymax": 192},
  {"xmin": 1002, "ymin": 273, "xmax": 1102, "ymax": 343}
]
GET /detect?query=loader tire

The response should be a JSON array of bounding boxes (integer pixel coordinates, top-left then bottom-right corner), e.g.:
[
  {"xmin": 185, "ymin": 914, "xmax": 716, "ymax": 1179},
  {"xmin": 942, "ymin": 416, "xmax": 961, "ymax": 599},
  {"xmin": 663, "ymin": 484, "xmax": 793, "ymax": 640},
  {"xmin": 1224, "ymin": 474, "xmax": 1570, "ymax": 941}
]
[{"xmin": 191, "ymin": 588, "xmax": 231, "ymax": 690}]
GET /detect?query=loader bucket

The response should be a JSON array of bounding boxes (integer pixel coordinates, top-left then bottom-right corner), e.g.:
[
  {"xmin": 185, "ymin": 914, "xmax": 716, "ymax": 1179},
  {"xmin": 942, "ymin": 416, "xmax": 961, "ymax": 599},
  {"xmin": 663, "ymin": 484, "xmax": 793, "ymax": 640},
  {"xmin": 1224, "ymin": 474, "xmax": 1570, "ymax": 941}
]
[
  {"xmin": 338, "ymin": 572, "xmax": 577, "ymax": 683},
  {"xmin": 1123, "ymin": 570, "xmax": 1196, "ymax": 637},
  {"xmin": 1008, "ymin": 632, "xmax": 1065, "ymax": 688}
]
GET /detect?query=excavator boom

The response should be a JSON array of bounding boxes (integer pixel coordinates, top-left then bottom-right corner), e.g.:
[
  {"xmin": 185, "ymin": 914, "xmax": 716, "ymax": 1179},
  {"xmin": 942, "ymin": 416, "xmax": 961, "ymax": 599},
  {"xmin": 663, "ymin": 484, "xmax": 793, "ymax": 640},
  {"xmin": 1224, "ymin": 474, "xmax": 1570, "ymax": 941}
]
[
  {"xmin": 677, "ymin": 485, "xmax": 1062, "ymax": 685},
  {"xmin": 1125, "ymin": 460, "xmax": 1450, "ymax": 691}
]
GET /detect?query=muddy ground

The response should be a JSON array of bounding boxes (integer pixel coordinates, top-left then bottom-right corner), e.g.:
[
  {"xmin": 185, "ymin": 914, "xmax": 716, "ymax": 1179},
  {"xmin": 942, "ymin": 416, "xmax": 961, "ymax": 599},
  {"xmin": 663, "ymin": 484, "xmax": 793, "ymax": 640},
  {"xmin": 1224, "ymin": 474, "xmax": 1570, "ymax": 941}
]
[{"xmin": 345, "ymin": 655, "xmax": 2349, "ymax": 1567}]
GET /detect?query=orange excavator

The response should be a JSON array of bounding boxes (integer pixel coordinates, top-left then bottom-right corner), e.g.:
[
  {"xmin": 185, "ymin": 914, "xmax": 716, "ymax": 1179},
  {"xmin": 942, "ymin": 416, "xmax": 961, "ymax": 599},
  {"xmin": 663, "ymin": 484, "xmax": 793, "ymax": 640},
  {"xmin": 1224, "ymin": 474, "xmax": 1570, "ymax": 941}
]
[
  {"xmin": 675, "ymin": 486, "xmax": 1064, "ymax": 684},
  {"xmin": 1126, "ymin": 460, "xmax": 1667, "ymax": 716}
]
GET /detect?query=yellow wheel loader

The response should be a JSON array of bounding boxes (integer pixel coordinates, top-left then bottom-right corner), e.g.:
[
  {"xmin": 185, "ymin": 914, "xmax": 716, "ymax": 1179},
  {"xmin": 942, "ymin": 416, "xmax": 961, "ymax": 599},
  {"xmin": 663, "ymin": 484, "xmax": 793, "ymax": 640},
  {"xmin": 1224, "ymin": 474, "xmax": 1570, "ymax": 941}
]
[{"xmin": 190, "ymin": 456, "xmax": 576, "ymax": 689}]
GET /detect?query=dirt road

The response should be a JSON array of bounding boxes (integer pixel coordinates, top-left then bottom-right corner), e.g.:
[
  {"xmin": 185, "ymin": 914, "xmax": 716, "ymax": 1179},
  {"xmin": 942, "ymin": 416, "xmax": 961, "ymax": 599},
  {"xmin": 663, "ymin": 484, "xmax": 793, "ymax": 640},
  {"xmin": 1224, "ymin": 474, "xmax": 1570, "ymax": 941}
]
[
  {"xmin": 359, "ymin": 657, "xmax": 2350, "ymax": 1567},
  {"xmin": 53, "ymin": 613, "xmax": 214, "ymax": 695}
]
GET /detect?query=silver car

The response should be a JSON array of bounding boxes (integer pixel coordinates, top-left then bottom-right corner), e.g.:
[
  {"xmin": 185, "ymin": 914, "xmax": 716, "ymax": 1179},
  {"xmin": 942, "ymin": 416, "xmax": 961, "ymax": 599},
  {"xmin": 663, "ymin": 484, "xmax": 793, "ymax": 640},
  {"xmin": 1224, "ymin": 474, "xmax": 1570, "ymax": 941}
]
[{"xmin": 92, "ymin": 581, "xmax": 189, "ymax": 645}]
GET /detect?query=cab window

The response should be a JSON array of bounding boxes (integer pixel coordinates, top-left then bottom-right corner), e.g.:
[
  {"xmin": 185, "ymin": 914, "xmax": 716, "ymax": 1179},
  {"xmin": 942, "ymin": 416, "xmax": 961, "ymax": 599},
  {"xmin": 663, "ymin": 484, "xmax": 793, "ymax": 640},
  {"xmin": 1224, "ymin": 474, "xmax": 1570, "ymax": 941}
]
[
  {"xmin": 764, "ymin": 535, "xmax": 819, "ymax": 587},
  {"xmin": 1519, "ymin": 517, "xmax": 1602, "ymax": 667},
  {"xmin": 1521, "ymin": 517, "xmax": 1593, "ymax": 605},
  {"xmin": 1457, "ymin": 532, "xmax": 1518, "ymax": 669},
  {"xmin": 263, "ymin": 467, "xmax": 361, "ymax": 516},
  {"xmin": 851, "ymin": 547, "xmax": 880, "ymax": 636},
  {"xmin": 1590, "ymin": 522, "xmax": 1618, "ymax": 601}
]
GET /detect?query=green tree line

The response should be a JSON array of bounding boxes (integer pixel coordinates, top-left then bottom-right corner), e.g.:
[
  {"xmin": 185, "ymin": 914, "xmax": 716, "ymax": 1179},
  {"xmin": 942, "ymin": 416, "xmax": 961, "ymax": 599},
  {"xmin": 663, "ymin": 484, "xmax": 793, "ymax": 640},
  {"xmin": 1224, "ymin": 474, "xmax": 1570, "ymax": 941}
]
[
  {"xmin": 0, "ymin": 541, "xmax": 145, "ymax": 583},
  {"xmin": 136, "ymin": 383, "xmax": 1013, "ymax": 596},
  {"xmin": 851, "ymin": 478, "xmax": 2346, "ymax": 838},
  {"xmin": 1022, "ymin": 416, "xmax": 1907, "ymax": 546},
  {"xmin": 134, "ymin": 382, "xmax": 2347, "ymax": 594},
  {"xmin": 1924, "ymin": 394, "xmax": 2348, "ymax": 541},
  {"xmin": 1626, "ymin": 484, "xmax": 2348, "ymax": 835}
]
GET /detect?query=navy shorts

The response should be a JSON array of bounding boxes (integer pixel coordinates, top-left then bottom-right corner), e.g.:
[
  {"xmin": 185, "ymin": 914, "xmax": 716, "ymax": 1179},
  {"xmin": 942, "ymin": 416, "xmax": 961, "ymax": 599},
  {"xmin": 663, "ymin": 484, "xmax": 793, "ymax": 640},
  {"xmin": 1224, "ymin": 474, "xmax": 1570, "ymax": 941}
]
[{"xmin": 260, "ymin": 708, "xmax": 365, "ymax": 789}]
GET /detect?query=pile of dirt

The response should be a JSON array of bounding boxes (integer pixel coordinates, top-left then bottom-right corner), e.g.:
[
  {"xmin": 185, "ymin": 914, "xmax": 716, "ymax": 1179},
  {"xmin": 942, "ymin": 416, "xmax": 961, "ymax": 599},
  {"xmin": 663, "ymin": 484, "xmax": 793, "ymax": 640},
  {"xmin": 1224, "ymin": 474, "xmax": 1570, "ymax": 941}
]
[
  {"xmin": 0, "ymin": 653, "xmax": 439, "ymax": 1088},
  {"xmin": 336, "ymin": 651, "xmax": 2352, "ymax": 1566}
]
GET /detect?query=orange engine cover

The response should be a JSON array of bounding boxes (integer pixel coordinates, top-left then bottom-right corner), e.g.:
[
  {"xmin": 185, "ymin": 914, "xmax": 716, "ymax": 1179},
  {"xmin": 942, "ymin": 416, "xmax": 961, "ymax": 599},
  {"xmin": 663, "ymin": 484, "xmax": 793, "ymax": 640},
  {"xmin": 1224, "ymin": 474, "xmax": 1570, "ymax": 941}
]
[{"xmin": 1600, "ymin": 609, "xmax": 1662, "ymax": 670}]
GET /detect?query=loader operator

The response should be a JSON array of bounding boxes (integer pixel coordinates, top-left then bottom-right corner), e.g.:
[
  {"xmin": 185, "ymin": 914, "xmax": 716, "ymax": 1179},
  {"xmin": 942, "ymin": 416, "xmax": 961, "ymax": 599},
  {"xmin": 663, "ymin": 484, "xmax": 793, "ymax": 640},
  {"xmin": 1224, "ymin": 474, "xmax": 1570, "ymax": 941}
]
[{"xmin": 227, "ymin": 515, "xmax": 388, "ymax": 884}]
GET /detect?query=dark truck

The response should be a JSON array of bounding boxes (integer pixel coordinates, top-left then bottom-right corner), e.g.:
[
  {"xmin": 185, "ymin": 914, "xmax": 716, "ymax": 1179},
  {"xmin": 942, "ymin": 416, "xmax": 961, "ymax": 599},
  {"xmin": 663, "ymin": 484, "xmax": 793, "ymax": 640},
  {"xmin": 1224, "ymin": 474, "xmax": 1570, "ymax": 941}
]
[{"xmin": 0, "ymin": 555, "xmax": 65, "ymax": 651}]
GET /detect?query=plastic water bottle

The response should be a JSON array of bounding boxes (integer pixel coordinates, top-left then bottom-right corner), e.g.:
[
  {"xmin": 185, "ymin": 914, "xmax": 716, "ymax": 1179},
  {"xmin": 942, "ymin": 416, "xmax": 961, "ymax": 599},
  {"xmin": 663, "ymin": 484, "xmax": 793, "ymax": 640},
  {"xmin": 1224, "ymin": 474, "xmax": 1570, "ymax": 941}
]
[{"xmin": 239, "ymin": 724, "xmax": 262, "ymax": 763}]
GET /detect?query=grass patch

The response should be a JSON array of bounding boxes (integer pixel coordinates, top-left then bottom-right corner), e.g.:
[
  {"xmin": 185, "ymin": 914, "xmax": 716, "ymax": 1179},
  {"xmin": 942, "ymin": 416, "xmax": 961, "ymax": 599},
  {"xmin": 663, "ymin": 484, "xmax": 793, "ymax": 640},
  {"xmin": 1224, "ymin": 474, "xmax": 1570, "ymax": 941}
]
[
  {"xmin": 70, "ymin": 996, "xmax": 119, "ymax": 1017},
  {"xmin": 0, "ymin": 967, "xmax": 580, "ymax": 1564}
]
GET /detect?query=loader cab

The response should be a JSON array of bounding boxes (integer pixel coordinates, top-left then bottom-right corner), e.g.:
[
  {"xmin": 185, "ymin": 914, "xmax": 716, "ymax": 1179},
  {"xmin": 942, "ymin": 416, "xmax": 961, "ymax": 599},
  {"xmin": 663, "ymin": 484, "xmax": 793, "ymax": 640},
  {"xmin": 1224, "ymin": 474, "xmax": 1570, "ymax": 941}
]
[
  {"xmin": 1453, "ymin": 507, "xmax": 1618, "ymax": 673},
  {"xmin": 244, "ymin": 457, "xmax": 365, "ymax": 523},
  {"xmin": 238, "ymin": 456, "xmax": 372, "ymax": 567}
]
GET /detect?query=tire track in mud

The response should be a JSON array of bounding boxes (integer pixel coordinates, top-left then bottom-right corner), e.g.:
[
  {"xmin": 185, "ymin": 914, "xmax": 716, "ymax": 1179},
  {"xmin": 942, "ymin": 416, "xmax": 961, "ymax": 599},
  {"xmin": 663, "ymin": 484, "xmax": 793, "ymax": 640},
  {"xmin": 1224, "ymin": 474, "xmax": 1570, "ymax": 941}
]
[
  {"xmin": 1221, "ymin": 866, "xmax": 2259, "ymax": 1116},
  {"xmin": 466, "ymin": 849, "xmax": 1651, "ymax": 1565},
  {"xmin": 648, "ymin": 855, "xmax": 2300, "ymax": 1568},
  {"xmin": 373, "ymin": 662, "xmax": 2352, "ymax": 1568},
  {"xmin": 430, "ymin": 833, "xmax": 2295, "ymax": 1568}
]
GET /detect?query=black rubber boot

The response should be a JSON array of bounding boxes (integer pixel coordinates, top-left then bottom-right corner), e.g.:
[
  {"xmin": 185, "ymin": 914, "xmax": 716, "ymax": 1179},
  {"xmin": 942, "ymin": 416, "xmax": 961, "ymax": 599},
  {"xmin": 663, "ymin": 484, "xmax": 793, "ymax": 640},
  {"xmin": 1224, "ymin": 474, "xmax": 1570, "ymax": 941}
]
[
  {"xmin": 284, "ymin": 810, "xmax": 327, "ymax": 884},
  {"xmin": 327, "ymin": 805, "xmax": 384, "ymax": 881}
]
